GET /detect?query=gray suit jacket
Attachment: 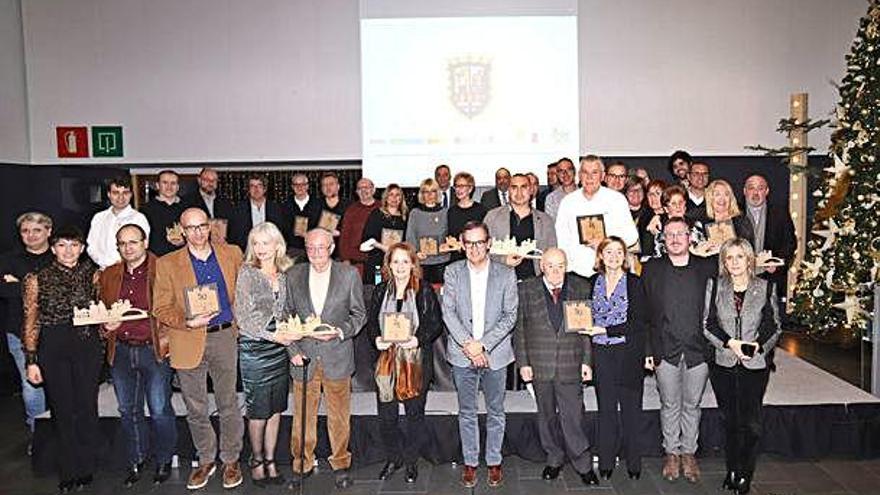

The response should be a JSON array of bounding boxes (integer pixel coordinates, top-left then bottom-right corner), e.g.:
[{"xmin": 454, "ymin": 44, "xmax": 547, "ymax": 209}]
[
  {"xmin": 514, "ymin": 274, "xmax": 591, "ymax": 382},
  {"xmin": 483, "ymin": 205, "xmax": 557, "ymax": 276},
  {"xmin": 480, "ymin": 188, "xmax": 503, "ymax": 210},
  {"xmin": 285, "ymin": 260, "xmax": 366, "ymax": 380},
  {"xmin": 703, "ymin": 277, "xmax": 781, "ymax": 370},
  {"xmin": 442, "ymin": 259, "xmax": 518, "ymax": 370}
]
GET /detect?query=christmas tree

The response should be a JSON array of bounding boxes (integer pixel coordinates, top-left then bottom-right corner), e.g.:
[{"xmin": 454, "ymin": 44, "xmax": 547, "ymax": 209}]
[{"xmin": 791, "ymin": 0, "xmax": 880, "ymax": 336}]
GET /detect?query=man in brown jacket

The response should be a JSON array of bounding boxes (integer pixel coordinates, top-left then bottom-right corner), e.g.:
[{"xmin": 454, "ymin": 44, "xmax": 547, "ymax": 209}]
[
  {"xmin": 99, "ymin": 224, "xmax": 177, "ymax": 488},
  {"xmin": 153, "ymin": 207, "xmax": 244, "ymax": 490}
]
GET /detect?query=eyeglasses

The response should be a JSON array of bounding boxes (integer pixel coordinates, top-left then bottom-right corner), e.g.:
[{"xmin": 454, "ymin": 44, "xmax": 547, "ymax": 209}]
[
  {"xmin": 183, "ymin": 223, "xmax": 210, "ymax": 234},
  {"xmin": 607, "ymin": 173, "xmax": 627, "ymax": 179},
  {"xmin": 463, "ymin": 240, "xmax": 488, "ymax": 249},
  {"xmin": 116, "ymin": 239, "xmax": 144, "ymax": 248},
  {"xmin": 292, "ymin": 182, "xmax": 308, "ymax": 187},
  {"xmin": 305, "ymin": 245, "xmax": 330, "ymax": 253},
  {"xmin": 666, "ymin": 232, "xmax": 690, "ymax": 239}
]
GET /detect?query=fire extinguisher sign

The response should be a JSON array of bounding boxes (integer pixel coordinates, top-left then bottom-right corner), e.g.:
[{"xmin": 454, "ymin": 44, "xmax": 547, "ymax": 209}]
[{"xmin": 56, "ymin": 126, "xmax": 89, "ymax": 158}]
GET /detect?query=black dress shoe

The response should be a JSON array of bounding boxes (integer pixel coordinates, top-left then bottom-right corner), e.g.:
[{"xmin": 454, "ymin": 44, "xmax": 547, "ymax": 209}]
[
  {"xmin": 334, "ymin": 469, "xmax": 353, "ymax": 489},
  {"xmin": 579, "ymin": 469, "xmax": 600, "ymax": 486},
  {"xmin": 542, "ymin": 465, "xmax": 562, "ymax": 480},
  {"xmin": 378, "ymin": 461, "xmax": 402, "ymax": 480},
  {"xmin": 153, "ymin": 463, "xmax": 172, "ymax": 484},
  {"xmin": 600, "ymin": 468, "xmax": 613, "ymax": 480},
  {"xmin": 74, "ymin": 475, "xmax": 93, "ymax": 491},
  {"xmin": 286, "ymin": 469, "xmax": 313, "ymax": 489},
  {"xmin": 734, "ymin": 473, "xmax": 752, "ymax": 495},
  {"xmin": 124, "ymin": 462, "xmax": 145, "ymax": 488},
  {"xmin": 58, "ymin": 480, "xmax": 75, "ymax": 494},
  {"xmin": 405, "ymin": 464, "xmax": 418, "ymax": 483},
  {"xmin": 722, "ymin": 470, "xmax": 737, "ymax": 491},
  {"xmin": 627, "ymin": 470, "xmax": 641, "ymax": 480}
]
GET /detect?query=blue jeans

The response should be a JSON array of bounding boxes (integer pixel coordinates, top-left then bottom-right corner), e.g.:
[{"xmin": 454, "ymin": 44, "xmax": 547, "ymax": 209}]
[
  {"xmin": 6, "ymin": 333, "xmax": 46, "ymax": 432},
  {"xmin": 452, "ymin": 365, "xmax": 507, "ymax": 466},
  {"xmin": 110, "ymin": 342, "xmax": 178, "ymax": 466}
]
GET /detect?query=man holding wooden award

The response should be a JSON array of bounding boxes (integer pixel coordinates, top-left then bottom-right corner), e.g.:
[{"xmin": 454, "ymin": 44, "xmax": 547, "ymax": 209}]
[
  {"xmin": 555, "ymin": 155, "xmax": 639, "ymax": 278},
  {"xmin": 283, "ymin": 228, "xmax": 366, "ymax": 489},
  {"xmin": 98, "ymin": 224, "xmax": 177, "ymax": 487},
  {"xmin": 152, "ymin": 207, "xmax": 244, "ymax": 490},
  {"xmin": 514, "ymin": 248, "xmax": 600, "ymax": 486}
]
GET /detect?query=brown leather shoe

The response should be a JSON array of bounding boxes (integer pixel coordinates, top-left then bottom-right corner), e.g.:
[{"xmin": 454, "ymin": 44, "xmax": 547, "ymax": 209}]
[
  {"xmin": 222, "ymin": 462, "xmax": 243, "ymax": 489},
  {"xmin": 461, "ymin": 465, "xmax": 477, "ymax": 488},
  {"xmin": 680, "ymin": 454, "xmax": 700, "ymax": 483},
  {"xmin": 187, "ymin": 463, "xmax": 216, "ymax": 490},
  {"xmin": 661, "ymin": 453, "xmax": 680, "ymax": 481},
  {"xmin": 487, "ymin": 465, "xmax": 503, "ymax": 487}
]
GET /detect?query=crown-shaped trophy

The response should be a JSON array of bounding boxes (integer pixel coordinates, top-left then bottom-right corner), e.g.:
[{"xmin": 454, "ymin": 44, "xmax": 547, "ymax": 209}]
[
  {"xmin": 166, "ymin": 222, "xmax": 185, "ymax": 244},
  {"xmin": 73, "ymin": 300, "xmax": 150, "ymax": 326},
  {"xmin": 276, "ymin": 314, "xmax": 339, "ymax": 338},
  {"xmin": 489, "ymin": 236, "xmax": 542, "ymax": 259},
  {"xmin": 439, "ymin": 236, "xmax": 463, "ymax": 253}
]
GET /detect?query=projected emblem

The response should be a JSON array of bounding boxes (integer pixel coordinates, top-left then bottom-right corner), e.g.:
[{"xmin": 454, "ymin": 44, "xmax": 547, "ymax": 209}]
[{"xmin": 448, "ymin": 57, "xmax": 491, "ymax": 118}]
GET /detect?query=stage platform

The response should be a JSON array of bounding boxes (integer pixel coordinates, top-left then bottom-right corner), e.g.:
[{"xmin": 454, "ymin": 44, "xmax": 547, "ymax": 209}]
[{"xmin": 32, "ymin": 350, "xmax": 880, "ymax": 475}]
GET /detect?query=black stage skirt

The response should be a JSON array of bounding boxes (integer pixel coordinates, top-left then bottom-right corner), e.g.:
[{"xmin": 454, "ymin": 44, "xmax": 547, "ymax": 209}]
[{"xmin": 239, "ymin": 337, "xmax": 290, "ymax": 419}]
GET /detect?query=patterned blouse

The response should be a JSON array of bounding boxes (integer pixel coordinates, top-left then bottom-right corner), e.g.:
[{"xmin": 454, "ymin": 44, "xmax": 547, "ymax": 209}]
[
  {"xmin": 591, "ymin": 273, "xmax": 628, "ymax": 345},
  {"xmin": 23, "ymin": 259, "xmax": 99, "ymax": 359}
]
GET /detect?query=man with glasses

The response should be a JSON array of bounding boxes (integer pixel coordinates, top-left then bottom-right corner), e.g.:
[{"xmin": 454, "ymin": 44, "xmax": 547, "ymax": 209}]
[
  {"xmin": 443, "ymin": 221, "xmax": 518, "ymax": 488},
  {"xmin": 641, "ymin": 217, "xmax": 715, "ymax": 484},
  {"xmin": 543, "ymin": 157, "xmax": 577, "ymax": 218},
  {"xmin": 685, "ymin": 162, "xmax": 710, "ymax": 214},
  {"xmin": 87, "ymin": 176, "xmax": 151, "ymax": 268},
  {"xmin": 555, "ymin": 155, "xmax": 639, "ymax": 278},
  {"xmin": 153, "ymin": 207, "xmax": 244, "ymax": 490},
  {"xmin": 98, "ymin": 224, "xmax": 177, "ymax": 487},
  {"xmin": 183, "ymin": 168, "xmax": 234, "ymax": 221},
  {"xmin": 338, "ymin": 178, "xmax": 379, "ymax": 279},
  {"xmin": 288, "ymin": 173, "xmax": 322, "ymax": 258},
  {"xmin": 285, "ymin": 228, "xmax": 366, "ymax": 489},
  {"xmin": 604, "ymin": 161, "xmax": 628, "ymax": 193}
]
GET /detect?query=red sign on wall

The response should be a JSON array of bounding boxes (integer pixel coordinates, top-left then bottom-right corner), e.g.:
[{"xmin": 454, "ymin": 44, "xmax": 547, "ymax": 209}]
[{"xmin": 56, "ymin": 127, "xmax": 89, "ymax": 158}]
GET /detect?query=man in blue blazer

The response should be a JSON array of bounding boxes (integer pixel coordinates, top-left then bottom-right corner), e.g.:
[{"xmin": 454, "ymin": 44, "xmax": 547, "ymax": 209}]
[{"xmin": 442, "ymin": 220, "xmax": 518, "ymax": 489}]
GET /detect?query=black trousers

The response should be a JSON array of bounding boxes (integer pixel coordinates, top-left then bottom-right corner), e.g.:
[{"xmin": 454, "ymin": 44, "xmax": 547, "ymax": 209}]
[
  {"xmin": 376, "ymin": 392, "xmax": 428, "ymax": 465},
  {"xmin": 533, "ymin": 380, "xmax": 592, "ymax": 474},
  {"xmin": 709, "ymin": 364, "xmax": 770, "ymax": 476},
  {"xmin": 593, "ymin": 344, "xmax": 644, "ymax": 472},
  {"xmin": 38, "ymin": 325, "xmax": 103, "ymax": 481}
]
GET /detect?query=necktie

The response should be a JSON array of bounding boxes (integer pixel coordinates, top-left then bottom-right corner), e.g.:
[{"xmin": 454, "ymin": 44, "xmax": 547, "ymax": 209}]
[
  {"xmin": 551, "ymin": 287, "xmax": 561, "ymax": 304},
  {"xmin": 442, "ymin": 190, "xmax": 449, "ymax": 209},
  {"xmin": 501, "ymin": 190, "xmax": 508, "ymax": 205}
]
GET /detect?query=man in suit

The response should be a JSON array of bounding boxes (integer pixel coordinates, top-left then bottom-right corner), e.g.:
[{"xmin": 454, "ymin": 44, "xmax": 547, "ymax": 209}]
[
  {"xmin": 152, "ymin": 207, "xmax": 244, "ymax": 491},
  {"xmin": 99, "ymin": 224, "xmax": 176, "ymax": 487},
  {"xmin": 183, "ymin": 168, "xmax": 235, "ymax": 222},
  {"xmin": 515, "ymin": 248, "xmax": 599, "ymax": 485},
  {"xmin": 288, "ymin": 173, "xmax": 322, "ymax": 257},
  {"xmin": 484, "ymin": 174, "xmax": 556, "ymax": 281},
  {"xmin": 435, "ymin": 164, "xmax": 455, "ymax": 209},
  {"xmin": 743, "ymin": 174, "xmax": 797, "ymax": 299},
  {"xmin": 480, "ymin": 167, "xmax": 512, "ymax": 210},
  {"xmin": 286, "ymin": 228, "xmax": 366, "ymax": 489},
  {"xmin": 229, "ymin": 174, "xmax": 289, "ymax": 250},
  {"xmin": 443, "ymin": 220, "xmax": 518, "ymax": 488}
]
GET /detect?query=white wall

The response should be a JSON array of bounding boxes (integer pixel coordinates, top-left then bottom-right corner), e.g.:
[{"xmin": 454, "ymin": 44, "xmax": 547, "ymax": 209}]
[
  {"xmin": 15, "ymin": 0, "xmax": 868, "ymax": 164},
  {"xmin": 0, "ymin": 0, "xmax": 29, "ymax": 163}
]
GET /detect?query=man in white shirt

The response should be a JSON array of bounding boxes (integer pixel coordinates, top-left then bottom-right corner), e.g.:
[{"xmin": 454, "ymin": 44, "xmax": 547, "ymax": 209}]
[
  {"xmin": 686, "ymin": 162, "xmax": 710, "ymax": 212},
  {"xmin": 555, "ymin": 155, "xmax": 639, "ymax": 277},
  {"xmin": 87, "ymin": 177, "xmax": 151, "ymax": 268},
  {"xmin": 435, "ymin": 164, "xmax": 454, "ymax": 209},
  {"xmin": 442, "ymin": 221, "xmax": 518, "ymax": 488}
]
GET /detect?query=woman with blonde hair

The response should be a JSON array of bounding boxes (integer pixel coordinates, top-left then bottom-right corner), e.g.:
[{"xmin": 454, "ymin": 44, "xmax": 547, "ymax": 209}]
[
  {"xmin": 704, "ymin": 237, "xmax": 780, "ymax": 494},
  {"xmin": 364, "ymin": 242, "xmax": 442, "ymax": 483},
  {"xmin": 405, "ymin": 178, "xmax": 449, "ymax": 284},
  {"xmin": 362, "ymin": 184, "xmax": 408, "ymax": 285},
  {"xmin": 234, "ymin": 221, "xmax": 297, "ymax": 486},
  {"xmin": 701, "ymin": 180, "xmax": 754, "ymax": 247}
]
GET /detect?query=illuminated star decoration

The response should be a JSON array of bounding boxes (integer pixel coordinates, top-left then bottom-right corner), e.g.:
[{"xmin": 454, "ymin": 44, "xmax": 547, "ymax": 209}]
[
  {"xmin": 824, "ymin": 153, "xmax": 851, "ymax": 178},
  {"xmin": 812, "ymin": 219, "xmax": 840, "ymax": 252},
  {"xmin": 801, "ymin": 257, "xmax": 824, "ymax": 280},
  {"xmin": 832, "ymin": 292, "xmax": 868, "ymax": 326}
]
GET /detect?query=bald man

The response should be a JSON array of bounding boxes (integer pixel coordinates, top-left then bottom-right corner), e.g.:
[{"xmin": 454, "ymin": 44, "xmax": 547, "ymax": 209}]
[
  {"xmin": 514, "ymin": 248, "xmax": 599, "ymax": 485},
  {"xmin": 152, "ymin": 207, "xmax": 244, "ymax": 490}
]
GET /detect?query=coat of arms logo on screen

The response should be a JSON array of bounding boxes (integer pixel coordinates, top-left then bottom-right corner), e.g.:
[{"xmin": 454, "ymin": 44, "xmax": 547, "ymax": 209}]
[{"xmin": 448, "ymin": 56, "xmax": 492, "ymax": 119}]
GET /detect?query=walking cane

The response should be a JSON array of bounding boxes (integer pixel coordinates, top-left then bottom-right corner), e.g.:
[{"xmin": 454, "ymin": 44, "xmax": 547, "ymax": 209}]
[{"xmin": 299, "ymin": 356, "xmax": 311, "ymax": 495}]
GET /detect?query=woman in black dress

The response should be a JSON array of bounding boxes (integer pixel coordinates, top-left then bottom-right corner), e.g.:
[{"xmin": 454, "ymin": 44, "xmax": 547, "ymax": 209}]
[
  {"xmin": 361, "ymin": 184, "xmax": 408, "ymax": 285},
  {"xmin": 446, "ymin": 172, "xmax": 487, "ymax": 263},
  {"xmin": 234, "ymin": 222, "xmax": 296, "ymax": 486},
  {"xmin": 365, "ymin": 242, "xmax": 442, "ymax": 483}
]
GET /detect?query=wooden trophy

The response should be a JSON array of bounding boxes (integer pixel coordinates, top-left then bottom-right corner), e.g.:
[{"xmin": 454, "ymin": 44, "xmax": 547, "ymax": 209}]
[{"xmin": 184, "ymin": 283, "xmax": 220, "ymax": 319}]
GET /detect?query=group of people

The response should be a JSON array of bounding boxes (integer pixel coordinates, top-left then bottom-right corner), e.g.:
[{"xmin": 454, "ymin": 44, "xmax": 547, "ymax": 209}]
[{"xmin": 0, "ymin": 151, "xmax": 795, "ymax": 495}]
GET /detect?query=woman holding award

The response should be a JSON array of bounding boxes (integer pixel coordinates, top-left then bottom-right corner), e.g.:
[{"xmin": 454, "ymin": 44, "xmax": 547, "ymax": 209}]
[
  {"xmin": 589, "ymin": 236, "xmax": 648, "ymax": 480},
  {"xmin": 364, "ymin": 242, "xmax": 442, "ymax": 483},
  {"xmin": 698, "ymin": 180, "xmax": 755, "ymax": 250},
  {"xmin": 361, "ymin": 184, "xmax": 408, "ymax": 285},
  {"xmin": 22, "ymin": 226, "xmax": 101, "ymax": 493},
  {"xmin": 703, "ymin": 238, "xmax": 780, "ymax": 495},
  {"xmin": 234, "ymin": 222, "xmax": 296, "ymax": 486},
  {"xmin": 405, "ymin": 179, "xmax": 449, "ymax": 284}
]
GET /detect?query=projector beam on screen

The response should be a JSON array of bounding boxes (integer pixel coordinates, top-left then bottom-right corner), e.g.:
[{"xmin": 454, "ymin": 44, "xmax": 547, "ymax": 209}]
[{"xmin": 361, "ymin": 15, "xmax": 579, "ymax": 187}]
